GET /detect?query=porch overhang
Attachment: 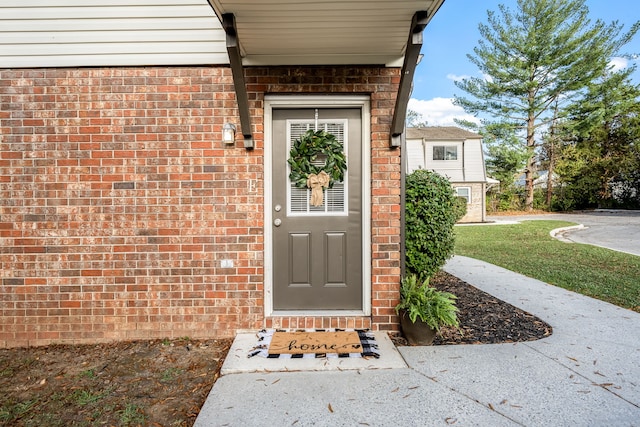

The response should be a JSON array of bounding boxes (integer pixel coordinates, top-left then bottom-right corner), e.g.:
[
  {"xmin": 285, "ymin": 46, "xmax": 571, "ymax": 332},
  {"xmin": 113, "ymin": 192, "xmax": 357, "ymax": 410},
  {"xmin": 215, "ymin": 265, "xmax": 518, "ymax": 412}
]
[{"xmin": 207, "ymin": 0, "xmax": 445, "ymax": 147}]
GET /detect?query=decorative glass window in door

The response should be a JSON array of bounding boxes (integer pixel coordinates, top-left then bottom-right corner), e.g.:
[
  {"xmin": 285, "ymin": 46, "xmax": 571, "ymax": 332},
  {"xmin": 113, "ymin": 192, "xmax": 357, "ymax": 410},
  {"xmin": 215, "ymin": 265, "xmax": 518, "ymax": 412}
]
[{"xmin": 287, "ymin": 120, "xmax": 348, "ymax": 216}]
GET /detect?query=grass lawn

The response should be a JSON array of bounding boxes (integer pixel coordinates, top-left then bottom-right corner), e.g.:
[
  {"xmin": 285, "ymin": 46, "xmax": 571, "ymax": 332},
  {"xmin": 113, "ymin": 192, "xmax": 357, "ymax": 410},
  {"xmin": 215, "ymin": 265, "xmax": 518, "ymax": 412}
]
[{"xmin": 454, "ymin": 220, "xmax": 640, "ymax": 312}]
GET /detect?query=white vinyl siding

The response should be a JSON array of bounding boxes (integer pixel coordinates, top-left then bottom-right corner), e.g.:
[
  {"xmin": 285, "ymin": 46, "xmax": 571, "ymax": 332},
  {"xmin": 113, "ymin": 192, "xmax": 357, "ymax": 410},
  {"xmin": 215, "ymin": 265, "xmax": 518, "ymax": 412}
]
[
  {"xmin": 406, "ymin": 137, "xmax": 487, "ymax": 184},
  {"xmin": 406, "ymin": 139, "xmax": 426, "ymax": 172},
  {"xmin": 463, "ymin": 138, "xmax": 488, "ymax": 182},
  {"xmin": 0, "ymin": 0, "xmax": 228, "ymax": 68}
]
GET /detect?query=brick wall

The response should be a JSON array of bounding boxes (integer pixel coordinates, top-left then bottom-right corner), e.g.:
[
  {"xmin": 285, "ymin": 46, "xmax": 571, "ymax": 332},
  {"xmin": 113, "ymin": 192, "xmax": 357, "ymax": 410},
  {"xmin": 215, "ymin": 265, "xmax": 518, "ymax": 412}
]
[
  {"xmin": 454, "ymin": 183, "xmax": 486, "ymax": 223},
  {"xmin": 244, "ymin": 67, "xmax": 402, "ymax": 333},
  {"xmin": 0, "ymin": 65, "xmax": 402, "ymax": 348}
]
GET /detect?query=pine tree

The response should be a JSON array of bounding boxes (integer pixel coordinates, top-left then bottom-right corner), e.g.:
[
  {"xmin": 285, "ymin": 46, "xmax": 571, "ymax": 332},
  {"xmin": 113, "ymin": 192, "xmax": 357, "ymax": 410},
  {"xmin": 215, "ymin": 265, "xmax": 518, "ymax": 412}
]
[{"xmin": 454, "ymin": 0, "xmax": 639, "ymax": 210}]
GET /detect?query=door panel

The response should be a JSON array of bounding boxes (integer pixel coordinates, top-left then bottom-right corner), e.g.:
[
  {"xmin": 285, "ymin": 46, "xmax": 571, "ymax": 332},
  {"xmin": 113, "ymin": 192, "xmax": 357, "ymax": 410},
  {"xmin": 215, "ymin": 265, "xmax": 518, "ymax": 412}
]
[
  {"xmin": 272, "ymin": 108, "xmax": 362, "ymax": 310},
  {"xmin": 325, "ymin": 232, "xmax": 347, "ymax": 286},
  {"xmin": 289, "ymin": 233, "xmax": 311, "ymax": 286}
]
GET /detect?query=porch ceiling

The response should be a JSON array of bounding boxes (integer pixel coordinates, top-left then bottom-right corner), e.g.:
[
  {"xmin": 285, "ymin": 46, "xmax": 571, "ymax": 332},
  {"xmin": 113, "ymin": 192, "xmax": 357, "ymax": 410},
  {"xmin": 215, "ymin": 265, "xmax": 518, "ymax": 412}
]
[{"xmin": 207, "ymin": 0, "xmax": 444, "ymax": 66}]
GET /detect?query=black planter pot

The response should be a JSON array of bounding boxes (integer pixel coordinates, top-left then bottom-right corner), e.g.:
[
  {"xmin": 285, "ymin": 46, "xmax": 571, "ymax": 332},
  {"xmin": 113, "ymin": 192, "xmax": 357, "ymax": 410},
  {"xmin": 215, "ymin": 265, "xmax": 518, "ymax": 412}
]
[{"xmin": 399, "ymin": 310, "xmax": 437, "ymax": 346}]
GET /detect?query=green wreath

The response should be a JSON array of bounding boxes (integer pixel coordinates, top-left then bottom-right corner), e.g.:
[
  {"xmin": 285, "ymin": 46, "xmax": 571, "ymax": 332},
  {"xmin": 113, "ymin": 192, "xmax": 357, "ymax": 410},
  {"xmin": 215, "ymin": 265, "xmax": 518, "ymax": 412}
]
[{"xmin": 287, "ymin": 129, "xmax": 347, "ymax": 189}]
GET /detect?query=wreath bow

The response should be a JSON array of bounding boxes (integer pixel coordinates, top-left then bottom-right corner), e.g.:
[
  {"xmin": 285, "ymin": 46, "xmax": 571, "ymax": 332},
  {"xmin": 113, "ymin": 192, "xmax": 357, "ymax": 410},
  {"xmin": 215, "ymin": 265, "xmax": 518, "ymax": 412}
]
[{"xmin": 306, "ymin": 171, "xmax": 330, "ymax": 207}]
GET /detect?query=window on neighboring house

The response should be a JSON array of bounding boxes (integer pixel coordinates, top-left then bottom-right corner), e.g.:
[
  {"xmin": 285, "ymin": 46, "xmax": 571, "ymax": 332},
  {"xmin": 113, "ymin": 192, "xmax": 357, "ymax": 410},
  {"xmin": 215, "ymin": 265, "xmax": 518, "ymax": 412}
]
[
  {"xmin": 433, "ymin": 145, "xmax": 457, "ymax": 160},
  {"xmin": 456, "ymin": 187, "xmax": 471, "ymax": 203}
]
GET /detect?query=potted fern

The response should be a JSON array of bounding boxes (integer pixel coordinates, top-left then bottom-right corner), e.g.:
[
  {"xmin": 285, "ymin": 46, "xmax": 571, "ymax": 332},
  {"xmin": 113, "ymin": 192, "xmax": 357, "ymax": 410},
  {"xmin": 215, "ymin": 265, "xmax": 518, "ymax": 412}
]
[{"xmin": 395, "ymin": 274, "xmax": 459, "ymax": 345}]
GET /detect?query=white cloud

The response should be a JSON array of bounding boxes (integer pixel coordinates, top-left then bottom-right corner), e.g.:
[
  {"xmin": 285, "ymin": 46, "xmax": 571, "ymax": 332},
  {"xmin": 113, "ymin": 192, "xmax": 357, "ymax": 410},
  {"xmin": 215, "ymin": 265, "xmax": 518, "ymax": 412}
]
[
  {"xmin": 447, "ymin": 72, "xmax": 493, "ymax": 83},
  {"xmin": 446, "ymin": 73, "xmax": 470, "ymax": 82},
  {"xmin": 609, "ymin": 56, "xmax": 628, "ymax": 72},
  {"xmin": 408, "ymin": 97, "xmax": 480, "ymax": 127}
]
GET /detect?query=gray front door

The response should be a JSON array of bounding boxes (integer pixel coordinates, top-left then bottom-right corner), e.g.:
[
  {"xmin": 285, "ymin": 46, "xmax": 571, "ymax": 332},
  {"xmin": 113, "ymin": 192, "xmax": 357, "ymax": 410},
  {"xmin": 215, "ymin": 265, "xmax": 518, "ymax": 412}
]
[{"xmin": 272, "ymin": 108, "xmax": 362, "ymax": 310}]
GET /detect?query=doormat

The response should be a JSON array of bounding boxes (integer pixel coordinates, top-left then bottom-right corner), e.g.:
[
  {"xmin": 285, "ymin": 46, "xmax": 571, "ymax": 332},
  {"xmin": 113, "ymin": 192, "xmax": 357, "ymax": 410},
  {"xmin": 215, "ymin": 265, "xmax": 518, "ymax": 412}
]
[
  {"xmin": 248, "ymin": 329, "xmax": 380, "ymax": 359},
  {"xmin": 270, "ymin": 330, "xmax": 361, "ymax": 354}
]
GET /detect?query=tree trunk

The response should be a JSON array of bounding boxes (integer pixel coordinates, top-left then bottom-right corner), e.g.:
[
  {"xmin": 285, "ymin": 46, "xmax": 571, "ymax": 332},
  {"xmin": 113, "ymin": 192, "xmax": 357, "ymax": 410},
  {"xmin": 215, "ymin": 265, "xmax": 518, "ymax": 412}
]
[
  {"xmin": 546, "ymin": 145, "xmax": 554, "ymax": 209},
  {"xmin": 525, "ymin": 157, "xmax": 535, "ymax": 211},
  {"xmin": 546, "ymin": 101, "xmax": 560, "ymax": 210},
  {"xmin": 525, "ymin": 112, "xmax": 536, "ymax": 211}
]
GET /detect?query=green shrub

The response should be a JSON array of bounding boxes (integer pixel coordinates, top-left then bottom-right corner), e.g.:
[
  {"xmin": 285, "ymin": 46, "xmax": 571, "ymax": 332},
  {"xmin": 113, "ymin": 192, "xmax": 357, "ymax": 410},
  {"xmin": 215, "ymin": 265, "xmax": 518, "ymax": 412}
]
[
  {"xmin": 495, "ymin": 187, "xmax": 524, "ymax": 211},
  {"xmin": 453, "ymin": 196, "xmax": 468, "ymax": 222},
  {"xmin": 533, "ymin": 188, "xmax": 548, "ymax": 210},
  {"xmin": 405, "ymin": 169, "xmax": 459, "ymax": 278}
]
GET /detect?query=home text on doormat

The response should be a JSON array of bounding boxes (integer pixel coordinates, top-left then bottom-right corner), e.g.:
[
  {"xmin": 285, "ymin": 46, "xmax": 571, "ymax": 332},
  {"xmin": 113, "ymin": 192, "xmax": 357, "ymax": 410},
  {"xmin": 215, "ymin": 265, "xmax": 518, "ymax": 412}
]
[
  {"xmin": 269, "ymin": 331, "xmax": 363, "ymax": 354},
  {"xmin": 248, "ymin": 329, "xmax": 380, "ymax": 359}
]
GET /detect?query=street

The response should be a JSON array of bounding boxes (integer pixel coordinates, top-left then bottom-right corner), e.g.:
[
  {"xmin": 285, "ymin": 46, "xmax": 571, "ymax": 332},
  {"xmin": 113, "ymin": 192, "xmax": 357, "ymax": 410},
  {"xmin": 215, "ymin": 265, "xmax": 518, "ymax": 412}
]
[{"xmin": 487, "ymin": 210, "xmax": 640, "ymax": 256}]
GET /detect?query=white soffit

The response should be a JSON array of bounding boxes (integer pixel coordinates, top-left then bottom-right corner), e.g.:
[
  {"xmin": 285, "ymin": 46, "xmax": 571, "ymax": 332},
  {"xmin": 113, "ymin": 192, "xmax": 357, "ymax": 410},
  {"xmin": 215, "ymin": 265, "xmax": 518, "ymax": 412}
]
[{"xmin": 208, "ymin": 0, "xmax": 444, "ymax": 66}]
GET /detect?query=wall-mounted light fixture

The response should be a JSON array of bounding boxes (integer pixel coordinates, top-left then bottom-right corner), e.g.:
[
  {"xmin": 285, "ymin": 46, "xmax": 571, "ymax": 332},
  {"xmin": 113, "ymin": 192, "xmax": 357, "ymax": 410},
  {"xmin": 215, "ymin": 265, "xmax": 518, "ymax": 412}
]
[{"xmin": 222, "ymin": 123, "xmax": 236, "ymax": 145}]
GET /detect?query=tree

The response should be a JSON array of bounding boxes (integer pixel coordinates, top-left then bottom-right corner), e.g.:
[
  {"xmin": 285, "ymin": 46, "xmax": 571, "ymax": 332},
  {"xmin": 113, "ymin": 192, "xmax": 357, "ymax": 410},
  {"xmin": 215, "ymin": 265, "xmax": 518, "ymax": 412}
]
[
  {"xmin": 457, "ymin": 119, "xmax": 528, "ymax": 211},
  {"xmin": 454, "ymin": 0, "xmax": 639, "ymax": 211},
  {"xmin": 540, "ymin": 99, "xmax": 562, "ymax": 208},
  {"xmin": 406, "ymin": 109, "xmax": 428, "ymax": 128},
  {"xmin": 481, "ymin": 123, "xmax": 529, "ymax": 188},
  {"xmin": 555, "ymin": 70, "xmax": 640, "ymax": 209}
]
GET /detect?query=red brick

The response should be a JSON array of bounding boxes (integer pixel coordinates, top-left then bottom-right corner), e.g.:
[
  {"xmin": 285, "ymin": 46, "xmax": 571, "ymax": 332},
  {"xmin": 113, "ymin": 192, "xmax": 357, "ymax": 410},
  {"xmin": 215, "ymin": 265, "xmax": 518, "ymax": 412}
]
[{"xmin": 0, "ymin": 65, "xmax": 401, "ymax": 347}]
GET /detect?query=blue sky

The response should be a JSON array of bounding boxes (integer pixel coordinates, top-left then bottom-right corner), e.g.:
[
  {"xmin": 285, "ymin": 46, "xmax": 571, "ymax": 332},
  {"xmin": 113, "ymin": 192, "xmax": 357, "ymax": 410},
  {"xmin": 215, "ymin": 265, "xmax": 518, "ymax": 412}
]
[{"xmin": 409, "ymin": 0, "xmax": 640, "ymax": 126}]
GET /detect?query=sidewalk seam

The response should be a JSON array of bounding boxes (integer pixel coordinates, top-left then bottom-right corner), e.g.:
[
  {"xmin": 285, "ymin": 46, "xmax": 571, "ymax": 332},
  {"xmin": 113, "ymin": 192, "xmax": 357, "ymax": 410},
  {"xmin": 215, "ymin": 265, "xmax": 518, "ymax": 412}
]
[
  {"xmin": 522, "ymin": 342, "xmax": 640, "ymax": 410},
  {"xmin": 405, "ymin": 364, "xmax": 526, "ymax": 426}
]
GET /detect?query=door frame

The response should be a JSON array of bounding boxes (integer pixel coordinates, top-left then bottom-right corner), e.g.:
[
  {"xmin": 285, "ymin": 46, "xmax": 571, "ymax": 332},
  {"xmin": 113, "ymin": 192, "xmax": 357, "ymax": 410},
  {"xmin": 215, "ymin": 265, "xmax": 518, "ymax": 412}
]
[{"xmin": 264, "ymin": 95, "xmax": 371, "ymax": 317}]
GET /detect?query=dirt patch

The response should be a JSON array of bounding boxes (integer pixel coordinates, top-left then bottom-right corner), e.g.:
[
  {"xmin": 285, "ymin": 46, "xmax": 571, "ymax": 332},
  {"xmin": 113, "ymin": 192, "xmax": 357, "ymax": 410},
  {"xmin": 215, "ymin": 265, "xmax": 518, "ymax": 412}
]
[
  {"xmin": 0, "ymin": 273, "xmax": 552, "ymax": 426},
  {"xmin": 0, "ymin": 338, "xmax": 232, "ymax": 427}
]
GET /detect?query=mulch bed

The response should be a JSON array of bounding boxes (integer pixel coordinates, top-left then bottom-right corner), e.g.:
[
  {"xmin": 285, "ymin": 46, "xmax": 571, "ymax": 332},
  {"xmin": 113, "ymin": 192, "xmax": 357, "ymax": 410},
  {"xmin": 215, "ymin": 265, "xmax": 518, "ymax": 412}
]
[{"xmin": 393, "ymin": 271, "xmax": 553, "ymax": 346}]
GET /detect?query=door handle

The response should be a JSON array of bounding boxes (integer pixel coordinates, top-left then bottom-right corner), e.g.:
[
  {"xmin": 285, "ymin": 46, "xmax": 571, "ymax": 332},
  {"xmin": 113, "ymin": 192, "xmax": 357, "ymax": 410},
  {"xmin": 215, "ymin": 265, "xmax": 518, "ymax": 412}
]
[{"xmin": 274, "ymin": 218, "xmax": 282, "ymax": 227}]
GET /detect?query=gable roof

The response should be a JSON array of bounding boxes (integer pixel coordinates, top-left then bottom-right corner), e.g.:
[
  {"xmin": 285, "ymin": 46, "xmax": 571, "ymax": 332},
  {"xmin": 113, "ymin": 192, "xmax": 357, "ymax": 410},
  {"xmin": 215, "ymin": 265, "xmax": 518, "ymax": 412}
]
[{"xmin": 407, "ymin": 126, "xmax": 481, "ymax": 140}]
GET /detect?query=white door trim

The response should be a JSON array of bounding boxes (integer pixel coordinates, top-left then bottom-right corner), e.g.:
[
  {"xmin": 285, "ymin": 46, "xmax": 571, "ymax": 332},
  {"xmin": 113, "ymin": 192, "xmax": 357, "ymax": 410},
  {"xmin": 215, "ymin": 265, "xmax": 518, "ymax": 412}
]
[{"xmin": 264, "ymin": 95, "xmax": 371, "ymax": 317}]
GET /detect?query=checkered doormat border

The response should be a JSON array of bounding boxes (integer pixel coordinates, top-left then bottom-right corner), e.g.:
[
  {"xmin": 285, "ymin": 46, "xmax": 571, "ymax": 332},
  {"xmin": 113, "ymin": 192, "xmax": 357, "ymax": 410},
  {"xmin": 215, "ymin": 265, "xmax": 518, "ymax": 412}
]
[{"xmin": 248, "ymin": 329, "xmax": 380, "ymax": 359}]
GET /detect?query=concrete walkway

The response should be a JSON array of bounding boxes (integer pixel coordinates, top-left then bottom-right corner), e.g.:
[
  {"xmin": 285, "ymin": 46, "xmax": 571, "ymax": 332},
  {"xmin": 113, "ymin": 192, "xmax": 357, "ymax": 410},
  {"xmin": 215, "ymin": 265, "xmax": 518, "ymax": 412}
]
[{"xmin": 195, "ymin": 256, "xmax": 640, "ymax": 426}]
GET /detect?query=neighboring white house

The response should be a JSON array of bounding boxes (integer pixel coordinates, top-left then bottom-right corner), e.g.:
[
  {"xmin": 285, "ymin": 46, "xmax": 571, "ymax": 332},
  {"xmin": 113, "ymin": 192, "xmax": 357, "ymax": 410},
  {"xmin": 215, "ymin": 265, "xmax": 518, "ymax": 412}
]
[{"xmin": 406, "ymin": 127, "xmax": 488, "ymax": 223}]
